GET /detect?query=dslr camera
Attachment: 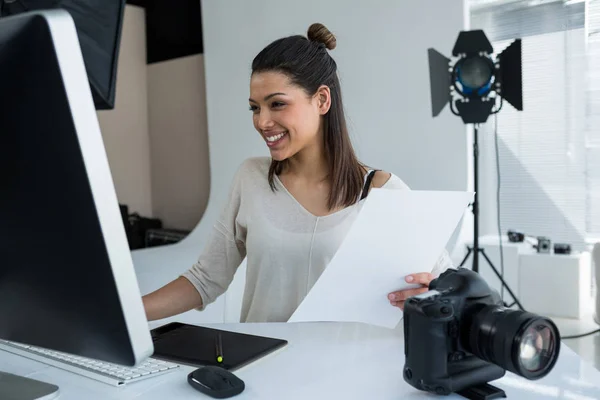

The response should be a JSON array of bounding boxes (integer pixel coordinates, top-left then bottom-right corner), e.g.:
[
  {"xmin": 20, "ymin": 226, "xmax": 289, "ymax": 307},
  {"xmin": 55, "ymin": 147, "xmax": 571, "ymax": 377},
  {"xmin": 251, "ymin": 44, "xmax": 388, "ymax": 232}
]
[
  {"xmin": 507, "ymin": 230, "xmax": 525, "ymax": 243},
  {"xmin": 403, "ymin": 268, "xmax": 560, "ymax": 398},
  {"xmin": 536, "ymin": 237, "xmax": 552, "ymax": 254}
]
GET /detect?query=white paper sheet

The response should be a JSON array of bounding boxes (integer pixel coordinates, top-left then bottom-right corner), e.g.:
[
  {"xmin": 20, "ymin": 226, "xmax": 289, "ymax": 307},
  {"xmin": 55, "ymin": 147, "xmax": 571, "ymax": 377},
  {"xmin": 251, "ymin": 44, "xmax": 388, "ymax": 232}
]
[{"xmin": 287, "ymin": 189, "xmax": 474, "ymax": 329}]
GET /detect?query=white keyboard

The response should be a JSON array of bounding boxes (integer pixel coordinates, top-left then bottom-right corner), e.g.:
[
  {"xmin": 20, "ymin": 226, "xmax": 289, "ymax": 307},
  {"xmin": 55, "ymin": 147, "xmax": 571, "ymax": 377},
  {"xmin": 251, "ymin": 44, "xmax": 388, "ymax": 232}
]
[{"xmin": 0, "ymin": 340, "xmax": 180, "ymax": 386}]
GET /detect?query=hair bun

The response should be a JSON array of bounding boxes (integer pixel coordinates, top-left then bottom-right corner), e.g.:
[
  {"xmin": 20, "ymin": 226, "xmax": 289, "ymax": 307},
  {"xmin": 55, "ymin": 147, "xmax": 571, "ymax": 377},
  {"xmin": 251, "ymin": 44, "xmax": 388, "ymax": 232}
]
[{"xmin": 307, "ymin": 23, "xmax": 336, "ymax": 50}]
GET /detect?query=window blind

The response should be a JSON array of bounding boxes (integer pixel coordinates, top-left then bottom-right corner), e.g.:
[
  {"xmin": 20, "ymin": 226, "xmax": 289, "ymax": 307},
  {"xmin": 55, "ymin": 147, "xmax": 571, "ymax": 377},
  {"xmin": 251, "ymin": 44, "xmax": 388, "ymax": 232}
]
[
  {"xmin": 586, "ymin": 0, "xmax": 600, "ymax": 239},
  {"xmin": 469, "ymin": 0, "xmax": 591, "ymax": 250}
]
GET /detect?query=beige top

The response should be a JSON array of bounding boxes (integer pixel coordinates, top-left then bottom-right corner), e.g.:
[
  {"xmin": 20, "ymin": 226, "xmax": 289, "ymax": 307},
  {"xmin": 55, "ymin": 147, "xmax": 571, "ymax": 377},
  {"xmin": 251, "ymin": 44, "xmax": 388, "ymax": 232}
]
[{"xmin": 182, "ymin": 157, "xmax": 453, "ymax": 323}]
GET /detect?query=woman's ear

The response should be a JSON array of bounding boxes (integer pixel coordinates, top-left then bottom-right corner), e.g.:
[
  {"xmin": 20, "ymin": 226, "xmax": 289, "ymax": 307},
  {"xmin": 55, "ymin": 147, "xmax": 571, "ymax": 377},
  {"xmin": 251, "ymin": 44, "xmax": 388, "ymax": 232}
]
[{"xmin": 315, "ymin": 85, "xmax": 331, "ymax": 115}]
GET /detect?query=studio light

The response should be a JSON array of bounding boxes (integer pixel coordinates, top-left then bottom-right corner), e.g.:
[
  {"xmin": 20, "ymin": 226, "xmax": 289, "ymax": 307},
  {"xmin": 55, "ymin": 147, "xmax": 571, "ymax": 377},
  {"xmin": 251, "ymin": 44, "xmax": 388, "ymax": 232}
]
[
  {"xmin": 428, "ymin": 29, "xmax": 522, "ymax": 124},
  {"xmin": 403, "ymin": 268, "xmax": 561, "ymax": 399},
  {"xmin": 427, "ymin": 29, "xmax": 526, "ymax": 313}
]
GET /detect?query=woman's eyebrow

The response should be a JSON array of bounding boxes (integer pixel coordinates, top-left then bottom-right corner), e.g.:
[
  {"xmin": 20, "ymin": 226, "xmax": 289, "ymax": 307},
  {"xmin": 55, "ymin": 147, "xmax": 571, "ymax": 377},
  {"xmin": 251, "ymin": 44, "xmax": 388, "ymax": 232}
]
[{"xmin": 249, "ymin": 92, "xmax": 287, "ymax": 103}]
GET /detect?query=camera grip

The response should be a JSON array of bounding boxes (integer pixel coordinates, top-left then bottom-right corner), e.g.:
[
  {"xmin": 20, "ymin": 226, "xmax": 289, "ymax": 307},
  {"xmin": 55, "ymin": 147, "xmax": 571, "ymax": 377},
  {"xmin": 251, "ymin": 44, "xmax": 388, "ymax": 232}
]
[{"xmin": 403, "ymin": 296, "xmax": 456, "ymax": 395}]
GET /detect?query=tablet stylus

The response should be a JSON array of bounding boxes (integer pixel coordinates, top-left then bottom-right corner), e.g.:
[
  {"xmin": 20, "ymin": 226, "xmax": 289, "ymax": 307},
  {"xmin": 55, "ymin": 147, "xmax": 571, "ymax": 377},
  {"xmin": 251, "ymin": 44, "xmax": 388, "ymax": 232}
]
[{"xmin": 215, "ymin": 333, "xmax": 224, "ymax": 363}]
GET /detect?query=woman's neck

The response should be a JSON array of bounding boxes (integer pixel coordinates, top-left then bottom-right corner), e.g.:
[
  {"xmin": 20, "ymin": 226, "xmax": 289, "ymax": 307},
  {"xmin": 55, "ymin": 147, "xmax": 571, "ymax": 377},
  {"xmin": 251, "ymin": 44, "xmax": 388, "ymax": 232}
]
[{"xmin": 284, "ymin": 141, "xmax": 328, "ymax": 182}]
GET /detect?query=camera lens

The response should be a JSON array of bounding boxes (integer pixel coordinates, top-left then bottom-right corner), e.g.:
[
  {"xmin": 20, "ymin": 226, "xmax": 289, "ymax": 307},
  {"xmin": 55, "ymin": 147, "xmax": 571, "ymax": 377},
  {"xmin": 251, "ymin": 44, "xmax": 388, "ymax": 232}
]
[
  {"xmin": 518, "ymin": 323, "xmax": 556, "ymax": 374},
  {"xmin": 467, "ymin": 305, "xmax": 560, "ymax": 380}
]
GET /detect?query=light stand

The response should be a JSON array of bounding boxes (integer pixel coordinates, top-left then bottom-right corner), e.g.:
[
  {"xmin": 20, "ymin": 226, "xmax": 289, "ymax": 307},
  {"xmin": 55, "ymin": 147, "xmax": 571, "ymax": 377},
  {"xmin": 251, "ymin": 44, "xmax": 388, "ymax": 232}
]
[
  {"xmin": 427, "ymin": 29, "xmax": 526, "ymax": 312},
  {"xmin": 459, "ymin": 124, "xmax": 525, "ymax": 310}
]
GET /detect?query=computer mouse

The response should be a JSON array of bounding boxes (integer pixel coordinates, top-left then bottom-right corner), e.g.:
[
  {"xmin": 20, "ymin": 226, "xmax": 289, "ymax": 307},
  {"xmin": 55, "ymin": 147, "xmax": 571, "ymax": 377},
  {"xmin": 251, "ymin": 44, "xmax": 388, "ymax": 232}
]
[{"xmin": 187, "ymin": 366, "xmax": 245, "ymax": 399}]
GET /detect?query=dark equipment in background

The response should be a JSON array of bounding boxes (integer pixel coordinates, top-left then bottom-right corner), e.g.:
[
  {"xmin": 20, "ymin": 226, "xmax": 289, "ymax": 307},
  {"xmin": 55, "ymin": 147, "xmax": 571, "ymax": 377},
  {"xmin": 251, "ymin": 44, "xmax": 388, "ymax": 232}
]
[
  {"xmin": 119, "ymin": 204, "xmax": 160, "ymax": 249},
  {"xmin": 0, "ymin": 0, "xmax": 126, "ymax": 110},
  {"xmin": 428, "ymin": 30, "xmax": 522, "ymax": 124},
  {"xmin": 119, "ymin": 204, "xmax": 162, "ymax": 249},
  {"xmin": 129, "ymin": 0, "xmax": 203, "ymax": 64},
  {"xmin": 507, "ymin": 229, "xmax": 572, "ymax": 255},
  {"xmin": 554, "ymin": 243, "xmax": 571, "ymax": 255},
  {"xmin": 535, "ymin": 237, "xmax": 552, "ymax": 254},
  {"xmin": 145, "ymin": 228, "xmax": 190, "ymax": 248},
  {"xmin": 428, "ymin": 29, "xmax": 525, "ymax": 311},
  {"xmin": 507, "ymin": 230, "xmax": 525, "ymax": 243},
  {"xmin": 403, "ymin": 268, "xmax": 561, "ymax": 399},
  {"xmin": 119, "ymin": 204, "xmax": 190, "ymax": 250}
]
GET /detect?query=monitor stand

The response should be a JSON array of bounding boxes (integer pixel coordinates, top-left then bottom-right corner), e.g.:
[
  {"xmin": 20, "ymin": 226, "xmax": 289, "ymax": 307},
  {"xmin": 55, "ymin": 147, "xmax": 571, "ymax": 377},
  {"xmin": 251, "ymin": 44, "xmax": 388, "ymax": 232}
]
[{"xmin": 0, "ymin": 371, "xmax": 60, "ymax": 400}]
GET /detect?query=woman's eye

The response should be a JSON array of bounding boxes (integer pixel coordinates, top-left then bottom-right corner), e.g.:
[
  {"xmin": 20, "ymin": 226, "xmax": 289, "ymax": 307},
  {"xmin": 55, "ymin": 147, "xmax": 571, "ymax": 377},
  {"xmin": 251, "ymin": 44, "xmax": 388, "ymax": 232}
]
[
  {"xmin": 249, "ymin": 105, "xmax": 258, "ymax": 112},
  {"xmin": 271, "ymin": 101, "xmax": 285, "ymax": 108}
]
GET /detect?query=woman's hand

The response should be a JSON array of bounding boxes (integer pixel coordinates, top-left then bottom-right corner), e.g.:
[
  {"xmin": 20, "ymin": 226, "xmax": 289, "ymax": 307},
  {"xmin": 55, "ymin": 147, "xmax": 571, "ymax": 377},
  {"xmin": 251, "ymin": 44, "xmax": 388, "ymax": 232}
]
[{"xmin": 388, "ymin": 272, "xmax": 434, "ymax": 310}]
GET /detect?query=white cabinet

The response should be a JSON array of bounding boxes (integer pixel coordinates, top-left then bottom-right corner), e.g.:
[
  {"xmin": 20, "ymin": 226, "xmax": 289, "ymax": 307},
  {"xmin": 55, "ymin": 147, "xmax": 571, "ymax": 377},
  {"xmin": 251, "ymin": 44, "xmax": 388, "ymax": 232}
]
[
  {"xmin": 462, "ymin": 235, "xmax": 592, "ymax": 319},
  {"xmin": 519, "ymin": 252, "xmax": 591, "ymax": 319}
]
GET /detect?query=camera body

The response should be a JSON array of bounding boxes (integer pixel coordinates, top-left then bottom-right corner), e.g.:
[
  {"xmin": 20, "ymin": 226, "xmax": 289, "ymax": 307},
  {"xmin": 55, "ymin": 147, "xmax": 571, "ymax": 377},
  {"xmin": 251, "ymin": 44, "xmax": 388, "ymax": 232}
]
[
  {"xmin": 553, "ymin": 243, "xmax": 571, "ymax": 255},
  {"xmin": 403, "ymin": 268, "xmax": 506, "ymax": 396},
  {"xmin": 536, "ymin": 237, "xmax": 551, "ymax": 253},
  {"xmin": 507, "ymin": 229, "xmax": 525, "ymax": 243}
]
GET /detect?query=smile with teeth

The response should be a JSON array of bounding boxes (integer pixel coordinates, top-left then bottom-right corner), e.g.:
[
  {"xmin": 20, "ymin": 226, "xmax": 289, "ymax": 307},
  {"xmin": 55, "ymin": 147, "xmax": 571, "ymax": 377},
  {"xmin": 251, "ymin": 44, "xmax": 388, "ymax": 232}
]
[{"xmin": 265, "ymin": 131, "xmax": 288, "ymax": 143}]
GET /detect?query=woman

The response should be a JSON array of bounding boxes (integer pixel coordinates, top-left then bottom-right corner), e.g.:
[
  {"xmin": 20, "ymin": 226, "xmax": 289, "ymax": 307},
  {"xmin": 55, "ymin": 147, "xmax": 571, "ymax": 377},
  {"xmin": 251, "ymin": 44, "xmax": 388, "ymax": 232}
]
[{"xmin": 142, "ymin": 23, "xmax": 453, "ymax": 323}]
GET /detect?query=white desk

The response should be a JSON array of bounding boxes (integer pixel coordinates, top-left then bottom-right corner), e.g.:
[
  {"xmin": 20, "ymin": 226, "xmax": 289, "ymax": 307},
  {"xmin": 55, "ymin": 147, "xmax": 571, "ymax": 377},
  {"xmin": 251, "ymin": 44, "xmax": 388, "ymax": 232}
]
[
  {"xmin": 2, "ymin": 249, "xmax": 600, "ymax": 399},
  {"xmin": 1, "ymin": 319, "xmax": 600, "ymax": 400}
]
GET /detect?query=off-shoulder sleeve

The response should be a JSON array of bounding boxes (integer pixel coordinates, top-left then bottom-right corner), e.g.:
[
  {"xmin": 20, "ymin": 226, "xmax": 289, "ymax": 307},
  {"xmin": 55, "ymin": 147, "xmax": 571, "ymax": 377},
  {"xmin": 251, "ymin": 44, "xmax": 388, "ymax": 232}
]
[{"xmin": 181, "ymin": 162, "xmax": 248, "ymax": 310}]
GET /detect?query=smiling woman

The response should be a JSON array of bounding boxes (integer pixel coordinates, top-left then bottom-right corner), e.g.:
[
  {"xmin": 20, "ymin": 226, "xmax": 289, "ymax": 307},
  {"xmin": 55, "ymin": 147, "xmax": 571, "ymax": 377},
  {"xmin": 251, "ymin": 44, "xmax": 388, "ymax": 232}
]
[
  {"xmin": 248, "ymin": 23, "xmax": 364, "ymax": 211},
  {"xmin": 141, "ymin": 23, "xmax": 455, "ymax": 323}
]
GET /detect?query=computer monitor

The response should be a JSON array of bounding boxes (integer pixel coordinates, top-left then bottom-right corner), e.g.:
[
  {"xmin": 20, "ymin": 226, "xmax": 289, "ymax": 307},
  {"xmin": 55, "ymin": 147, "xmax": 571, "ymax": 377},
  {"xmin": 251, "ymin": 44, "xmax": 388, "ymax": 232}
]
[{"xmin": 0, "ymin": 7, "xmax": 153, "ymax": 391}]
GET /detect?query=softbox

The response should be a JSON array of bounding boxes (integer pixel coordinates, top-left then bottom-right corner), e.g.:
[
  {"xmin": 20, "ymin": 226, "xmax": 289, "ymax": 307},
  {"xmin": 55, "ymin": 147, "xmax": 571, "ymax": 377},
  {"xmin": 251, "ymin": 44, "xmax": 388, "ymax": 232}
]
[{"xmin": 0, "ymin": 0, "xmax": 126, "ymax": 110}]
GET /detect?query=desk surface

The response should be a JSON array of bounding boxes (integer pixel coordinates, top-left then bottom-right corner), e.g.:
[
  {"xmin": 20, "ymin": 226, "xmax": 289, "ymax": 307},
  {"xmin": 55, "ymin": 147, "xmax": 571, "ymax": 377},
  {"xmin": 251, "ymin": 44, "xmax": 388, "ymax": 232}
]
[{"xmin": 2, "ymin": 318, "xmax": 600, "ymax": 400}]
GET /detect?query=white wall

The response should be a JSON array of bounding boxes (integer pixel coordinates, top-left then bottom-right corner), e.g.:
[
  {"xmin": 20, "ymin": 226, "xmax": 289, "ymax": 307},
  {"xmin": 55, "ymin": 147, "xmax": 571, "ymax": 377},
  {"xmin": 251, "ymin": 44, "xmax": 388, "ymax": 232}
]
[{"xmin": 97, "ymin": 5, "xmax": 152, "ymax": 217}]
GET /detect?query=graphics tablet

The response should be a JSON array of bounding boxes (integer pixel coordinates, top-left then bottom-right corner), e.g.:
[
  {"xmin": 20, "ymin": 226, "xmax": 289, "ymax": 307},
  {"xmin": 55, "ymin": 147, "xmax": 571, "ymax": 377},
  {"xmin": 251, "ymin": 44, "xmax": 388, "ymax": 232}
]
[{"xmin": 150, "ymin": 322, "xmax": 288, "ymax": 371}]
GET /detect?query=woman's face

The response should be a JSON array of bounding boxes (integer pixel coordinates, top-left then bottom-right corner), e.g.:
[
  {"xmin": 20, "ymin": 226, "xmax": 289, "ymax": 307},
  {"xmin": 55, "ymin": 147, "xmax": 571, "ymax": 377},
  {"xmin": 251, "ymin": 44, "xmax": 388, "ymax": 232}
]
[{"xmin": 249, "ymin": 71, "xmax": 330, "ymax": 161}]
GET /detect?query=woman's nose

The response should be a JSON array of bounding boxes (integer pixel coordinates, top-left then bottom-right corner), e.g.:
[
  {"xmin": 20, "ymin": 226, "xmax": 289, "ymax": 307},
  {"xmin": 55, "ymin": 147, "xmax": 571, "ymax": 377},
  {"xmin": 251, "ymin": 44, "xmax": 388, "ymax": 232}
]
[{"xmin": 256, "ymin": 110, "xmax": 274, "ymax": 130}]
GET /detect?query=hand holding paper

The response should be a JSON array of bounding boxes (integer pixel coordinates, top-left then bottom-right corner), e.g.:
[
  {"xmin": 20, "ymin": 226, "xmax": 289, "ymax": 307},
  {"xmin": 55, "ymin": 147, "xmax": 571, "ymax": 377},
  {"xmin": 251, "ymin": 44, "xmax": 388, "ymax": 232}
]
[
  {"xmin": 287, "ymin": 189, "xmax": 473, "ymax": 329},
  {"xmin": 388, "ymin": 272, "xmax": 435, "ymax": 310}
]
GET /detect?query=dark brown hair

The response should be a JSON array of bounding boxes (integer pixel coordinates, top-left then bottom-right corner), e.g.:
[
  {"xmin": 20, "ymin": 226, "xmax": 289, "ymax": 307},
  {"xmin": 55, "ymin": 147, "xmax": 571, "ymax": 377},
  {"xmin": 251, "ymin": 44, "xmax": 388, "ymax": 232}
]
[{"xmin": 251, "ymin": 23, "xmax": 366, "ymax": 211}]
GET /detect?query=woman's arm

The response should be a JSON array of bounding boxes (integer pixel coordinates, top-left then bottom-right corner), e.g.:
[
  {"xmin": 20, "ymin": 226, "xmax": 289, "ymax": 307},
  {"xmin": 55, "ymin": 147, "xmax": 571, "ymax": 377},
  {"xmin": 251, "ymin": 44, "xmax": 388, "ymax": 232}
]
[
  {"xmin": 141, "ymin": 160, "xmax": 250, "ymax": 322},
  {"xmin": 142, "ymin": 277, "xmax": 203, "ymax": 321}
]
